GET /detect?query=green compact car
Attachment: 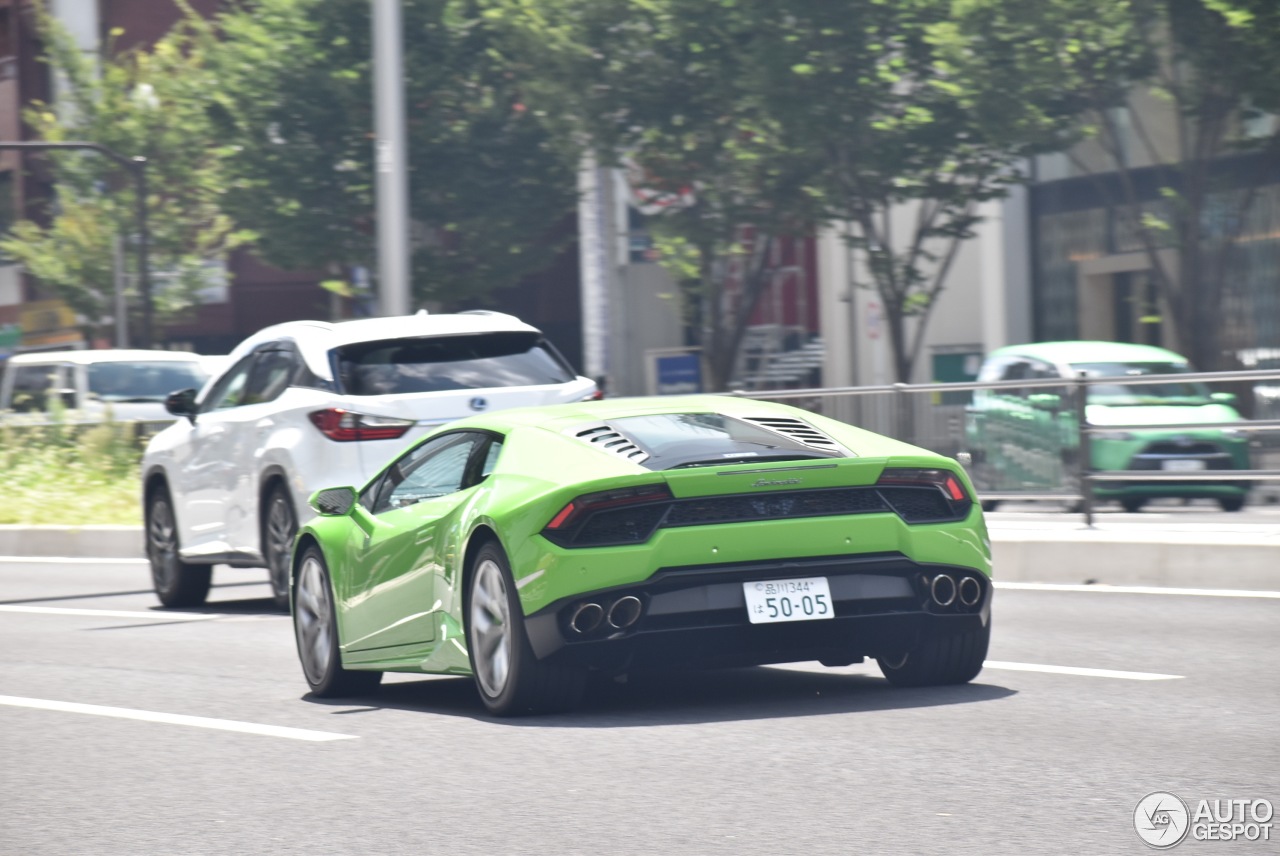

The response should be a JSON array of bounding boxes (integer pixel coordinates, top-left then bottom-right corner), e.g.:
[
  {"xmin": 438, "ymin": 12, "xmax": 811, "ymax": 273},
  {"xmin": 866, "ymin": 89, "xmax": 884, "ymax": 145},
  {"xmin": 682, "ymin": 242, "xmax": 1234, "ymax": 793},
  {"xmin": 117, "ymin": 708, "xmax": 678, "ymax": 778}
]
[
  {"xmin": 291, "ymin": 395, "xmax": 993, "ymax": 715},
  {"xmin": 964, "ymin": 341, "xmax": 1249, "ymax": 512}
]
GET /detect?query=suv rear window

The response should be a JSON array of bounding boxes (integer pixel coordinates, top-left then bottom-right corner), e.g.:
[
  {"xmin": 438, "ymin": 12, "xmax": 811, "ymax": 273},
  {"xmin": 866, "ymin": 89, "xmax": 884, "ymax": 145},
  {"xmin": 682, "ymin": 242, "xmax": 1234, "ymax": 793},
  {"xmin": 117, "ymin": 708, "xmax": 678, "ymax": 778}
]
[{"xmin": 334, "ymin": 332, "xmax": 575, "ymax": 395}]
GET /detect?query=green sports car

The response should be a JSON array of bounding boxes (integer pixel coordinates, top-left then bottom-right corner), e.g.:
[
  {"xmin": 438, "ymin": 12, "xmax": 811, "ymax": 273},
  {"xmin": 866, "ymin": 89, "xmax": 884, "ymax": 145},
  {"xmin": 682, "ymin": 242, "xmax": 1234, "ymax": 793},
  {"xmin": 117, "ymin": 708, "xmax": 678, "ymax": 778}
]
[{"xmin": 290, "ymin": 395, "xmax": 993, "ymax": 715}]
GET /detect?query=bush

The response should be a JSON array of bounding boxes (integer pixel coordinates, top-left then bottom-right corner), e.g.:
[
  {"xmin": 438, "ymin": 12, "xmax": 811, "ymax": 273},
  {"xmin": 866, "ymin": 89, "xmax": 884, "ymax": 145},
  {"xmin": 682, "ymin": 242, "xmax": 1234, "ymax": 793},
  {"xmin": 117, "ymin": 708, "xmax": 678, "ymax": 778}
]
[{"xmin": 0, "ymin": 417, "xmax": 144, "ymax": 526}]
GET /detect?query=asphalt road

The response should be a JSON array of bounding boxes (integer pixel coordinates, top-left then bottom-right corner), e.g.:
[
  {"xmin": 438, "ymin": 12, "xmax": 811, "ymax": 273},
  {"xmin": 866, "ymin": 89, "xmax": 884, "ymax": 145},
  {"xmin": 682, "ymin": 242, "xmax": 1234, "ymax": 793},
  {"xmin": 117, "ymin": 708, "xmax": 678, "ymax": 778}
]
[{"xmin": 2, "ymin": 560, "xmax": 1277, "ymax": 855}]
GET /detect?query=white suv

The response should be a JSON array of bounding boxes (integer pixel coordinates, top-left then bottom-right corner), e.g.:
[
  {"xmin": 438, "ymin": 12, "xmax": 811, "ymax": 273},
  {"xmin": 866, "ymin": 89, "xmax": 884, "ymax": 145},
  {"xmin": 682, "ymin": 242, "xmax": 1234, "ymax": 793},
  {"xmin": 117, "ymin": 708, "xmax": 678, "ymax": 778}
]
[{"xmin": 141, "ymin": 311, "xmax": 597, "ymax": 608}]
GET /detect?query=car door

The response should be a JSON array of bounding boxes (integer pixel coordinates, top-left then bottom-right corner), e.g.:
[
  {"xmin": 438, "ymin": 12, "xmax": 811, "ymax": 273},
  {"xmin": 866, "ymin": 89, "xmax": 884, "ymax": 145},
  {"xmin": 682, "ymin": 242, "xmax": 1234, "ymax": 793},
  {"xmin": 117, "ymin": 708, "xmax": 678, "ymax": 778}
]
[
  {"xmin": 222, "ymin": 346, "xmax": 302, "ymax": 554},
  {"xmin": 340, "ymin": 431, "xmax": 491, "ymax": 653},
  {"xmin": 174, "ymin": 353, "xmax": 257, "ymax": 554}
]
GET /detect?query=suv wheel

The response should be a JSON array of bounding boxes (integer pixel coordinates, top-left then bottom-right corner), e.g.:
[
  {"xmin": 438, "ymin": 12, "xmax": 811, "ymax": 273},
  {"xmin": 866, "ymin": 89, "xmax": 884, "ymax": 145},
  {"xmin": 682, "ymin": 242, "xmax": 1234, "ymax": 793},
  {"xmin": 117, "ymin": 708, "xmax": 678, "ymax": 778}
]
[
  {"xmin": 147, "ymin": 486, "xmax": 212, "ymax": 608},
  {"xmin": 264, "ymin": 486, "xmax": 297, "ymax": 611}
]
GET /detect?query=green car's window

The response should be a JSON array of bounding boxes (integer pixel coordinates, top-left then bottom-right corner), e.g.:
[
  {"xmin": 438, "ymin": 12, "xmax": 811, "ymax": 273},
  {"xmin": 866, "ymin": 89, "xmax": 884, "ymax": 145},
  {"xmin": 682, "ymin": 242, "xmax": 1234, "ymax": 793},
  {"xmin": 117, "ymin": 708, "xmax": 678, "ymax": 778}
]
[
  {"xmin": 1072, "ymin": 362, "xmax": 1210, "ymax": 404},
  {"xmin": 373, "ymin": 433, "xmax": 481, "ymax": 513},
  {"xmin": 478, "ymin": 440, "xmax": 502, "ymax": 480}
]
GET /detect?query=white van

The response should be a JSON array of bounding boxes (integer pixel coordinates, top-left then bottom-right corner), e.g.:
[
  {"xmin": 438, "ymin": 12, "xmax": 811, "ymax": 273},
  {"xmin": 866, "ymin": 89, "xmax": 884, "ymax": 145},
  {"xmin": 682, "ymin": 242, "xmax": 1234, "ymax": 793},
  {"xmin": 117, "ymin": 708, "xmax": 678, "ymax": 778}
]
[{"xmin": 0, "ymin": 349, "xmax": 212, "ymax": 424}]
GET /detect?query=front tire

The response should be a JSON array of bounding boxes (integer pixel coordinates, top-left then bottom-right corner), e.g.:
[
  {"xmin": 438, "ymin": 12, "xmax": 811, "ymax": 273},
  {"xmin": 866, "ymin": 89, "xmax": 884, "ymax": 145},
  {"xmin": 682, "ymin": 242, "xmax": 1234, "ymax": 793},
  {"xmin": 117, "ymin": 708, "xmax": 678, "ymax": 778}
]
[
  {"xmin": 466, "ymin": 542, "xmax": 585, "ymax": 716},
  {"xmin": 1218, "ymin": 496, "xmax": 1246, "ymax": 512},
  {"xmin": 263, "ymin": 485, "xmax": 297, "ymax": 611},
  {"xmin": 293, "ymin": 546, "xmax": 382, "ymax": 697},
  {"xmin": 147, "ymin": 486, "xmax": 212, "ymax": 608},
  {"xmin": 877, "ymin": 621, "xmax": 990, "ymax": 687},
  {"xmin": 1120, "ymin": 497, "xmax": 1146, "ymax": 513}
]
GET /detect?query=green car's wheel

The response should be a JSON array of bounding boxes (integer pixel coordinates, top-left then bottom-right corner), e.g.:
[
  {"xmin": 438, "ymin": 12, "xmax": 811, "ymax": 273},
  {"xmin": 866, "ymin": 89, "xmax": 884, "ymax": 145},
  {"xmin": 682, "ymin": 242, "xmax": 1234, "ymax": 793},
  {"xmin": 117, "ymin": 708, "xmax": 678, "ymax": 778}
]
[
  {"xmin": 147, "ymin": 486, "xmax": 212, "ymax": 608},
  {"xmin": 293, "ymin": 546, "xmax": 382, "ymax": 697},
  {"xmin": 1120, "ymin": 497, "xmax": 1146, "ymax": 513},
  {"xmin": 877, "ymin": 621, "xmax": 990, "ymax": 688},
  {"xmin": 466, "ymin": 541, "xmax": 586, "ymax": 716},
  {"xmin": 1218, "ymin": 496, "xmax": 1245, "ymax": 512},
  {"xmin": 263, "ymin": 486, "xmax": 297, "ymax": 611}
]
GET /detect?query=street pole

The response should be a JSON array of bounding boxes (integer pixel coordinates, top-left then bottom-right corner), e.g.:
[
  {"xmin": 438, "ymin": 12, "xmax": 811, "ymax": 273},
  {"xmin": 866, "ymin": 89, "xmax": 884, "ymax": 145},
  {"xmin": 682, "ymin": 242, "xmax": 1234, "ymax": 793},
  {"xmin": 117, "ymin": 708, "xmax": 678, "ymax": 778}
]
[
  {"xmin": 372, "ymin": 0, "xmax": 412, "ymax": 317},
  {"xmin": 0, "ymin": 141, "xmax": 152, "ymax": 347}
]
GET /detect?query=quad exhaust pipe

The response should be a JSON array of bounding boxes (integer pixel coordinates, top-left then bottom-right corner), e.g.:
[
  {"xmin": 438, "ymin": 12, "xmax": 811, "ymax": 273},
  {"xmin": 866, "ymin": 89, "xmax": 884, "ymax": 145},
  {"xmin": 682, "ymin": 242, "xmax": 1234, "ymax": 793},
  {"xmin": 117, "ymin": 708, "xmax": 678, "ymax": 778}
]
[
  {"xmin": 568, "ymin": 595, "xmax": 644, "ymax": 635},
  {"xmin": 927, "ymin": 573, "xmax": 983, "ymax": 609},
  {"xmin": 569, "ymin": 602, "xmax": 604, "ymax": 634},
  {"xmin": 607, "ymin": 596, "xmax": 642, "ymax": 629}
]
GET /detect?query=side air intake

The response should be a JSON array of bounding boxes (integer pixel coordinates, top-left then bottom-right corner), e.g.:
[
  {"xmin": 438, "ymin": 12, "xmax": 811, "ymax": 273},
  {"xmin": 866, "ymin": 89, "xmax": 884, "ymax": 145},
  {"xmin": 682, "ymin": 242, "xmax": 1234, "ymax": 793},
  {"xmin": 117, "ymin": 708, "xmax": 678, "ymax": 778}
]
[
  {"xmin": 740, "ymin": 416, "xmax": 852, "ymax": 455},
  {"xmin": 568, "ymin": 424, "xmax": 651, "ymax": 464}
]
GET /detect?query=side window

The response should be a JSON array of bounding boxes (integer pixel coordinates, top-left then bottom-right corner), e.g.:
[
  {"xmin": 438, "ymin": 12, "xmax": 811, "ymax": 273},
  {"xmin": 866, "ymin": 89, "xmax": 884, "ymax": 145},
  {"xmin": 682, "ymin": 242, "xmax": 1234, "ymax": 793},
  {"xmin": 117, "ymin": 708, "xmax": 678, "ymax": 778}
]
[
  {"xmin": 243, "ymin": 350, "xmax": 296, "ymax": 406},
  {"xmin": 477, "ymin": 439, "xmax": 503, "ymax": 481},
  {"xmin": 997, "ymin": 360, "xmax": 1031, "ymax": 398},
  {"xmin": 199, "ymin": 355, "xmax": 255, "ymax": 413},
  {"xmin": 9, "ymin": 365, "xmax": 58, "ymax": 412},
  {"xmin": 372, "ymin": 433, "xmax": 482, "ymax": 514}
]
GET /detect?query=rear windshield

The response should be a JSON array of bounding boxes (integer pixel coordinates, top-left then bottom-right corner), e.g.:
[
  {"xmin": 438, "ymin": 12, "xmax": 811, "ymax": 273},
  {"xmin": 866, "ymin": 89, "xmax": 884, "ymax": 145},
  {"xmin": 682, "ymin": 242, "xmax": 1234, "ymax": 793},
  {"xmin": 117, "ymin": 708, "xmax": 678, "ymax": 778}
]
[
  {"xmin": 1071, "ymin": 362, "xmax": 1210, "ymax": 404},
  {"xmin": 335, "ymin": 332, "xmax": 576, "ymax": 395},
  {"xmin": 87, "ymin": 361, "xmax": 208, "ymax": 402},
  {"xmin": 610, "ymin": 413, "xmax": 840, "ymax": 470}
]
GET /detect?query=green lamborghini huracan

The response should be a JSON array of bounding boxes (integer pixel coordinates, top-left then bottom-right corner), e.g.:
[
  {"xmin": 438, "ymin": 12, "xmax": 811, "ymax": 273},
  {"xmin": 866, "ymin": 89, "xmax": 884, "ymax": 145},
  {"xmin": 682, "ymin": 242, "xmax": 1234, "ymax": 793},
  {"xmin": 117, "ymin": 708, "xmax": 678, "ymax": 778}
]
[{"xmin": 290, "ymin": 395, "xmax": 993, "ymax": 715}]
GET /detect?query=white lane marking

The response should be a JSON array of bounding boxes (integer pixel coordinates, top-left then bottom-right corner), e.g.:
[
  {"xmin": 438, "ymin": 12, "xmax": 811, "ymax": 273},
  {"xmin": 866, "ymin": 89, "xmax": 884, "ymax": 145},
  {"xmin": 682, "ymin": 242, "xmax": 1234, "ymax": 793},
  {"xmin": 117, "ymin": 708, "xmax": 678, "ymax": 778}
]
[
  {"xmin": 0, "ymin": 695, "xmax": 358, "ymax": 742},
  {"xmin": 0, "ymin": 605, "xmax": 223, "ymax": 621},
  {"xmin": 982, "ymin": 661, "xmax": 1183, "ymax": 681},
  {"xmin": 995, "ymin": 581, "xmax": 1280, "ymax": 599},
  {"xmin": 0, "ymin": 556, "xmax": 146, "ymax": 564}
]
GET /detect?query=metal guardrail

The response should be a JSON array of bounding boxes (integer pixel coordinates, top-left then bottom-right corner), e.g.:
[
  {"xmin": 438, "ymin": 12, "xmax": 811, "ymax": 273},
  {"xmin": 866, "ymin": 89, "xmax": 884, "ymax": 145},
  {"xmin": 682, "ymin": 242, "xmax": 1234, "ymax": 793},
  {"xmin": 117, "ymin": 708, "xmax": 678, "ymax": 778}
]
[{"xmin": 731, "ymin": 367, "xmax": 1280, "ymax": 526}]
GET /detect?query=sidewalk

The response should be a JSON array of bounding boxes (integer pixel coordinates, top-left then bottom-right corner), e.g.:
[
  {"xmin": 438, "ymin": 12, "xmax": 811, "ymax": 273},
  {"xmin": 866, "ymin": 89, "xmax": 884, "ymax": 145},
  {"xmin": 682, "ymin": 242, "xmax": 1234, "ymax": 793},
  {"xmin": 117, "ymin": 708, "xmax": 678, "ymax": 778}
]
[{"xmin": 3, "ymin": 521, "xmax": 1275, "ymax": 591}]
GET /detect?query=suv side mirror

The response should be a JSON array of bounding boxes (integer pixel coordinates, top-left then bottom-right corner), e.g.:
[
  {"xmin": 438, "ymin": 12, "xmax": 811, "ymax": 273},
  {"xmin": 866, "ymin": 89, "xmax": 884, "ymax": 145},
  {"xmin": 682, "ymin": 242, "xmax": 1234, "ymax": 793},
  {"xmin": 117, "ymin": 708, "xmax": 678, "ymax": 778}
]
[
  {"xmin": 1028, "ymin": 392, "xmax": 1062, "ymax": 411},
  {"xmin": 164, "ymin": 388, "xmax": 198, "ymax": 420},
  {"xmin": 1209, "ymin": 391, "xmax": 1238, "ymax": 406},
  {"xmin": 310, "ymin": 486, "xmax": 358, "ymax": 517}
]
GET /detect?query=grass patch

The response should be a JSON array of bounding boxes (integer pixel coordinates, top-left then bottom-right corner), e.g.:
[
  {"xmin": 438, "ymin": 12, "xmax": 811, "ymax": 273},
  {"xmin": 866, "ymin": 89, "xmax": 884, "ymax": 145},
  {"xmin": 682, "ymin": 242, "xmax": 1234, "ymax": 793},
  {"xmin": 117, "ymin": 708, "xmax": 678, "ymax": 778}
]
[{"xmin": 0, "ymin": 419, "xmax": 145, "ymax": 526}]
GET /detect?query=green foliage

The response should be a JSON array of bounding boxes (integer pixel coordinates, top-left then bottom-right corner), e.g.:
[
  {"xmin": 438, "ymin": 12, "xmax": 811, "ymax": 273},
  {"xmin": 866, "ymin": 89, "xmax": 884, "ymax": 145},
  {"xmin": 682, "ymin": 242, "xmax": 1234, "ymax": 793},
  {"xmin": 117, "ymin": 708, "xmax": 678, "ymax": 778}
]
[
  {"xmin": 204, "ymin": 0, "xmax": 578, "ymax": 303},
  {"xmin": 0, "ymin": 419, "xmax": 144, "ymax": 526},
  {"xmin": 0, "ymin": 9, "xmax": 252, "ymax": 340}
]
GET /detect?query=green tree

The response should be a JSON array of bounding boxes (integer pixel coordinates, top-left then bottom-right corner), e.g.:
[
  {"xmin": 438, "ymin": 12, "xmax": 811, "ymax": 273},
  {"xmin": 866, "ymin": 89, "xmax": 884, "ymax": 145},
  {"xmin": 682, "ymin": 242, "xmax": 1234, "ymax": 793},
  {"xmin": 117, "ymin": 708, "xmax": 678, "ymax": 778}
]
[
  {"xmin": 0, "ymin": 12, "xmax": 249, "ymax": 345},
  {"xmin": 951, "ymin": 0, "xmax": 1280, "ymax": 370},
  {"xmin": 203, "ymin": 0, "xmax": 578, "ymax": 305},
  {"xmin": 492, "ymin": 0, "xmax": 823, "ymax": 390}
]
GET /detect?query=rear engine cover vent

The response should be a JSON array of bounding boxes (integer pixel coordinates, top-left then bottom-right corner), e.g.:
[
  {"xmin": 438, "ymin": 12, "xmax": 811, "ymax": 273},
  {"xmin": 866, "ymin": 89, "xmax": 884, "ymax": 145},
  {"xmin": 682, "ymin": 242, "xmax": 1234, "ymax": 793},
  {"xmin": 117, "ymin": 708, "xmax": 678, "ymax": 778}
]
[
  {"xmin": 740, "ymin": 416, "xmax": 853, "ymax": 455},
  {"xmin": 567, "ymin": 424, "xmax": 651, "ymax": 464}
]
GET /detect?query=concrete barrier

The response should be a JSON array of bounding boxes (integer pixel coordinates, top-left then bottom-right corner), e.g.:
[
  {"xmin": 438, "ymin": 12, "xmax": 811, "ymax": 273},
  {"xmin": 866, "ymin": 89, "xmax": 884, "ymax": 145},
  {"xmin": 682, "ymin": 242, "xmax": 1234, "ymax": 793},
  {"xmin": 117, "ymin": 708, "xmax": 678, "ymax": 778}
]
[{"xmin": 2, "ymin": 523, "xmax": 1275, "ymax": 591}]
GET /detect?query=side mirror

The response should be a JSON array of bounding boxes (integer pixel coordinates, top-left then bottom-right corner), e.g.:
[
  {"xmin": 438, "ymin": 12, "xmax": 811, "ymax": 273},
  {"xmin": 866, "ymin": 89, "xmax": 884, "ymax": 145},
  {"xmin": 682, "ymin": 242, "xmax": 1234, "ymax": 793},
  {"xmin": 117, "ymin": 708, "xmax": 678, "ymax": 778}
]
[
  {"xmin": 1028, "ymin": 392, "xmax": 1062, "ymax": 411},
  {"xmin": 310, "ymin": 486, "xmax": 358, "ymax": 517},
  {"xmin": 1210, "ymin": 392, "xmax": 1238, "ymax": 406},
  {"xmin": 164, "ymin": 388, "xmax": 198, "ymax": 420}
]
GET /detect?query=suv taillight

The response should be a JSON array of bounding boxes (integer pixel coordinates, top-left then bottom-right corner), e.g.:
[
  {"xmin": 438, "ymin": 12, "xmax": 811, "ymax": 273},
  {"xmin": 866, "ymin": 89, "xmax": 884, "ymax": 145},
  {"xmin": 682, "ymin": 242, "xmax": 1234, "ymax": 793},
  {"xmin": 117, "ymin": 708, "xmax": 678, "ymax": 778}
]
[{"xmin": 308, "ymin": 408, "xmax": 415, "ymax": 442}]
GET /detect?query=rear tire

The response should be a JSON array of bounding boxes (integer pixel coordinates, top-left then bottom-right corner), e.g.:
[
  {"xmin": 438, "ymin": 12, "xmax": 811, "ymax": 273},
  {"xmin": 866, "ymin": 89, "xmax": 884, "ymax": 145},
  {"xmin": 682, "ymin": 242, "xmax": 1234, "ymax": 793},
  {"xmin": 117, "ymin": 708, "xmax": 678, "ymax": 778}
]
[
  {"xmin": 1218, "ymin": 496, "xmax": 1246, "ymax": 512},
  {"xmin": 293, "ymin": 546, "xmax": 383, "ymax": 697},
  {"xmin": 1120, "ymin": 497, "xmax": 1146, "ymax": 513},
  {"xmin": 878, "ymin": 621, "xmax": 990, "ymax": 687},
  {"xmin": 466, "ymin": 541, "xmax": 585, "ymax": 716},
  {"xmin": 147, "ymin": 486, "xmax": 212, "ymax": 608},
  {"xmin": 980, "ymin": 499, "xmax": 1001, "ymax": 512},
  {"xmin": 263, "ymin": 485, "xmax": 297, "ymax": 611}
]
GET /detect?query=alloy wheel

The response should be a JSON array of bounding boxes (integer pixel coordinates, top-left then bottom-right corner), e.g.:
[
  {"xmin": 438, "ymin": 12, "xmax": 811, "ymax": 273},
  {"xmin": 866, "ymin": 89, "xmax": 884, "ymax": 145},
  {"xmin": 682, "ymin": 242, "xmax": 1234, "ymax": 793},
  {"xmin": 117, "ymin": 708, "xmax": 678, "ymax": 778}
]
[
  {"xmin": 266, "ymin": 493, "xmax": 296, "ymax": 600},
  {"xmin": 470, "ymin": 558, "xmax": 513, "ymax": 698},
  {"xmin": 294, "ymin": 555, "xmax": 334, "ymax": 686},
  {"xmin": 148, "ymin": 498, "xmax": 179, "ymax": 592}
]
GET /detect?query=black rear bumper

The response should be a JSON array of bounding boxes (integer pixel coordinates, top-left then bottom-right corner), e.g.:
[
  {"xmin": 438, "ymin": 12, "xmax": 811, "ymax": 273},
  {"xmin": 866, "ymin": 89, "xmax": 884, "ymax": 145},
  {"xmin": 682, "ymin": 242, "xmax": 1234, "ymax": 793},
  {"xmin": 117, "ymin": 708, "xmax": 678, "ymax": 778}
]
[{"xmin": 523, "ymin": 553, "xmax": 991, "ymax": 671}]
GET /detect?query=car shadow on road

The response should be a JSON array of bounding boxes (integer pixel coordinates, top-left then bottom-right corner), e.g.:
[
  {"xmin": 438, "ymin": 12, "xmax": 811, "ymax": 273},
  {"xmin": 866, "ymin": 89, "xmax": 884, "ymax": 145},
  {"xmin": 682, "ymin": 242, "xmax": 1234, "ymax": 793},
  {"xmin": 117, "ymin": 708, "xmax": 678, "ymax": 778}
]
[{"xmin": 303, "ymin": 666, "xmax": 1016, "ymax": 727}]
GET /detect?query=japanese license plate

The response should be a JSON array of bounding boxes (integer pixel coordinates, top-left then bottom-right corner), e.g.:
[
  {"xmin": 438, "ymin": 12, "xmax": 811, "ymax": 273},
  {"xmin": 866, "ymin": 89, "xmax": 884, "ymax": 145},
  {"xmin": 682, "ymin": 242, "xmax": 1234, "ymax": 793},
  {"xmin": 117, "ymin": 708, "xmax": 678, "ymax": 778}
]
[
  {"xmin": 743, "ymin": 577, "xmax": 834, "ymax": 624},
  {"xmin": 1162, "ymin": 459, "xmax": 1206, "ymax": 471}
]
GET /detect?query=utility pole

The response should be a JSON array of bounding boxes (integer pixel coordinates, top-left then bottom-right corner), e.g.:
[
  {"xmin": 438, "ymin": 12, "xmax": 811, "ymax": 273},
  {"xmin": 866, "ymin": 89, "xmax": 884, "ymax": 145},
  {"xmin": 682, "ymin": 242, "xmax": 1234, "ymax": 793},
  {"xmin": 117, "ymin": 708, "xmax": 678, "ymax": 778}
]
[
  {"xmin": 0, "ymin": 141, "xmax": 152, "ymax": 347},
  {"xmin": 372, "ymin": 0, "xmax": 411, "ymax": 317}
]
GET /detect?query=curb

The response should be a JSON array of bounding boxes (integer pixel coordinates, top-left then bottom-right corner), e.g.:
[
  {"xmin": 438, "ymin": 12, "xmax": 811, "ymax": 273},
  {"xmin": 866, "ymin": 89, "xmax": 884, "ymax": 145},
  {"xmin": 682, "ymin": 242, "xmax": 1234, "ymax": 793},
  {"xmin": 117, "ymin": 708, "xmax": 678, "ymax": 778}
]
[
  {"xmin": 2, "ymin": 525, "xmax": 1275, "ymax": 591},
  {"xmin": 0, "ymin": 525, "xmax": 144, "ymax": 560}
]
